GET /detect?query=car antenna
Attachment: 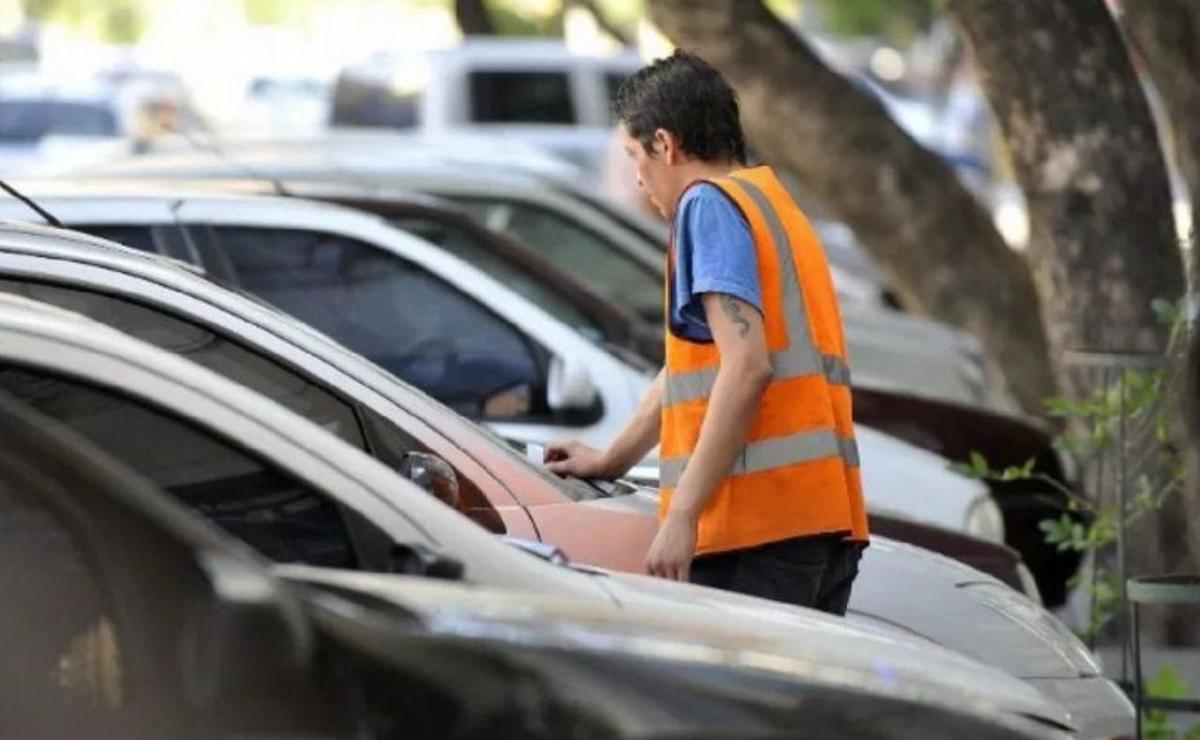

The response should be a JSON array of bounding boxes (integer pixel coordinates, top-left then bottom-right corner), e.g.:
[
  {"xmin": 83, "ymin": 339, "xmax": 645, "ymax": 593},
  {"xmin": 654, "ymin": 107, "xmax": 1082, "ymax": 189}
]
[
  {"xmin": 0, "ymin": 179, "xmax": 65, "ymax": 228},
  {"xmin": 162, "ymin": 123, "xmax": 292, "ymax": 198}
]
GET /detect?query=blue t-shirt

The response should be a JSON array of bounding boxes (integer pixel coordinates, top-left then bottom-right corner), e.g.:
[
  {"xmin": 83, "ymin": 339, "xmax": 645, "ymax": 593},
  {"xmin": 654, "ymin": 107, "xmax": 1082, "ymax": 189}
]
[{"xmin": 669, "ymin": 183, "xmax": 762, "ymax": 342}]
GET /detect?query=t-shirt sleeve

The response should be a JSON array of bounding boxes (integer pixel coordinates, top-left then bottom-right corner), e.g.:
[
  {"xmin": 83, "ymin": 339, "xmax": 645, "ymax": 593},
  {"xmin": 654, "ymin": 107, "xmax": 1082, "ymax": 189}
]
[{"xmin": 672, "ymin": 184, "xmax": 762, "ymax": 340}]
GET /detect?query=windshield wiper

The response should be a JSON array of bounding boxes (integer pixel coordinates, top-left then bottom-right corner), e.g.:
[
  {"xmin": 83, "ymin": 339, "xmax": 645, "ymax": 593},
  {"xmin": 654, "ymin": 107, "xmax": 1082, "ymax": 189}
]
[{"xmin": 0, "ymin": 179, "xmax": 64, "ymax": 228}]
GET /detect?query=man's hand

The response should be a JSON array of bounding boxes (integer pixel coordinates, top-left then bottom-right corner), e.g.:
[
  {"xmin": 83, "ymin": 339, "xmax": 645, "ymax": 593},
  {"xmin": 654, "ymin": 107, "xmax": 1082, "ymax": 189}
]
[
  {"xmin": 544, "ymin": 440, "xmax": 610, "ymax": 478},
  {"xmin": 644, "ymin": 510, "xmax": 699, "ymax": 581}
]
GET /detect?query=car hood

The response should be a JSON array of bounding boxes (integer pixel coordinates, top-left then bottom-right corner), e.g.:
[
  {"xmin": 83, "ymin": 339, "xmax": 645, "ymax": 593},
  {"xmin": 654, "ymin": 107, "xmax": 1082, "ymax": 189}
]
[
  {"xmin": 582, "ymin": 489, "xmax": 1096, "ymax": 682},
  {"xmin": 848, "ymin": 539, "xmax": 1100, "ymax": 680},
  {"xmin": 274, "ymin": 565, "xmax": 1073, "ymax": 732}
]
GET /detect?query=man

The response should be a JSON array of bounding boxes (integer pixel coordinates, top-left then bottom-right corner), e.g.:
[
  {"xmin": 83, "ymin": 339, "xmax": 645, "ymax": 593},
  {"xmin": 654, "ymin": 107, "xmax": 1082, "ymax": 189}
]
[{"xmin": 546, "ymin": 50, "xmax": 868, "ymax": 614}]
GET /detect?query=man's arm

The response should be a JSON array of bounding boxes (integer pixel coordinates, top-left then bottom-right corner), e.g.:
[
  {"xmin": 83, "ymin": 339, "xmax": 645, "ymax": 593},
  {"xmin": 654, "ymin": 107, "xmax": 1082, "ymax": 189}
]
[
  {"xmin": 545, "ymin": 368, "xmax": 664, "ymax": 478},
  {"xmin": 645, "ymin": 293, "xmax": 772, "ymax": 580}
]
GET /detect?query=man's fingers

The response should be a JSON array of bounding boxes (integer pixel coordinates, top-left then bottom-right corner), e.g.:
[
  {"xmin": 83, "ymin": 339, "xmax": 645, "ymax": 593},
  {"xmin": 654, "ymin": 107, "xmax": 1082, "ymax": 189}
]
[{"xmin": 644, "ymin": 557, "xmax": 660, "ymax": 577}]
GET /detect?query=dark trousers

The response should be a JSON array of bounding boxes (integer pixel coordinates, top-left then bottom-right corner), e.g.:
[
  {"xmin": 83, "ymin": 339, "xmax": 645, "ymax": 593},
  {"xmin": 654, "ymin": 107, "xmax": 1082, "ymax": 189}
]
[{"xmin": 689, "ymin": 533, "xmax": 864, "ymax": 615}]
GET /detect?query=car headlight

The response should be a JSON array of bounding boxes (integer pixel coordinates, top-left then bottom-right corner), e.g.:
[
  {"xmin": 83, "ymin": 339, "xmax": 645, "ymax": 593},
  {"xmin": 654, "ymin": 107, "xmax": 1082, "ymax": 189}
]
[{"xmin": 964, "ymin": 496, "xmax": 1006, "ymax": 543}]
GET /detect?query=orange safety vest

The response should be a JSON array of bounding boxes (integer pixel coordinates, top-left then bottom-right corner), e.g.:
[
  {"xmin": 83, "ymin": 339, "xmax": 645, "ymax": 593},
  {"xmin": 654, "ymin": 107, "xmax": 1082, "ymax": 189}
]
[{"xmin": 660, "ymin": 165, "xmax": 869, "ymax": 556}]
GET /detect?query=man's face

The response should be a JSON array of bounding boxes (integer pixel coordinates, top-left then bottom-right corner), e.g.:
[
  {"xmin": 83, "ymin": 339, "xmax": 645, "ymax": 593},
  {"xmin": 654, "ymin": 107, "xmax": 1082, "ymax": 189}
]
[{"xmin": 619, "ymin": 122, "xmax": 675, "ymax": 219}]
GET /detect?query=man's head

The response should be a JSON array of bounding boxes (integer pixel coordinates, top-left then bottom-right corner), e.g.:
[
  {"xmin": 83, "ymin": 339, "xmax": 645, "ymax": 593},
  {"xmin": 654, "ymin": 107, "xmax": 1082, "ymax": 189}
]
[{"xmin": 613, "ymin": 50, "xmax": 746, "ymax": 218}]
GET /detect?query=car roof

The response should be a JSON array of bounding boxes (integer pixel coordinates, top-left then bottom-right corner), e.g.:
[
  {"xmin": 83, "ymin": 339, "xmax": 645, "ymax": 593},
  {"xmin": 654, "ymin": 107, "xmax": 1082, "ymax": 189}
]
[
  {"xmin": 0, "ymin": 216, "xmax": 545, "ymax": 476},
  {"xmin": 124, "ymin": 129, "xmax": 584, "ymax": 177},
  {"xmin": 13, "ymin": 175, "xmax": 452, "ymax": 211},
  {"xmin": 0, "ymin": 286, "xmax": 607, "ymax": 601}
]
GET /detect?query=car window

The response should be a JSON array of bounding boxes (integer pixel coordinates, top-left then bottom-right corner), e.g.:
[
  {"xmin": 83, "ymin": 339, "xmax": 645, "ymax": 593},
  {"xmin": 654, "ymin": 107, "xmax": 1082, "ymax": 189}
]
[
  {"xmin": 0, "ymin": 278, "xmax": 509, "ymax": 535},
  {"xmin": 0, "ymin": 481, "xmax": 128, "ymax": 736},
  {"xmin": 77, "ymin": 224, "xmax": 200, "ymax": 266},
  {"xmin": 207, "ymin": 227, "xmax": 545, "ymax": 420},
  {"xmin": 358, "ymin": 406, "xmax": 506, "ymax": 534},
  {"xmin": 0, "ymin": 100, "xmax": 118, "ymax": 141},
  {"xmin": 0, "ymin": 366, "xmax": 361, "ymax": 569},
  {"xmin": 77, "ymin": 226, "xmax": 160, "ymax": 256},
  {"xmin": 0, "ymin": 279, "xmax": 368, "ymax": 450},
  {"xmin": 452, "ymin": 197, "xmax": 662, "ymax": 319},
  {"xmin": 330, "ymin": 73, "xmax": 419, "ymax": 129},
  {"xmin": 390, "ymin": 215, "xmax": 606, "ymax": 342},
  {"xmin": 604, "ymin": 72, "xmax": 630, "ymax": 125},
  {"xmin": 468, "ymin": 71, "xmax": 575, "ymax": 124}
]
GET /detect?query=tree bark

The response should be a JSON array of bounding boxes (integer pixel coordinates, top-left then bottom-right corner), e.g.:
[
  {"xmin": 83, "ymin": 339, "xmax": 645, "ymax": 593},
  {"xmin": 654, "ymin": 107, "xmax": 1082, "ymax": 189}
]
[
  {"xmin": 1188, "ymin": 322, "xmax": 1200, "ymax": 573},
  {"xmin": 1119, "ymin": 0, "xmax": 1200, "ymax": 581},
  {"xmin": 1120, "ymin": 0, "xmax": 1200, "ymax": 249},
  {"xmin": 947, "ymin": 1, "xmax": 1191, "ymax": 641},
  {"xmin": 945, "ymin": 0, "xmax": 1184, "ymax": 367},
  {"xmin": 455, "ymin": 0, "xmax": 497, "ymax": 36},
  {"xmin": 646, "ymin": 0, "xmax": 1056, "ymax": 414}
]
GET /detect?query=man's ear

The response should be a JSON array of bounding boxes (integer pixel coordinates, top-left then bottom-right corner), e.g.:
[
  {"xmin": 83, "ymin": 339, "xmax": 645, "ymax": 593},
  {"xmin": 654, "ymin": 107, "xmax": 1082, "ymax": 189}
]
[{"xmin": 654, "ymin": 128, "xmax": 682, "ymax": 165}]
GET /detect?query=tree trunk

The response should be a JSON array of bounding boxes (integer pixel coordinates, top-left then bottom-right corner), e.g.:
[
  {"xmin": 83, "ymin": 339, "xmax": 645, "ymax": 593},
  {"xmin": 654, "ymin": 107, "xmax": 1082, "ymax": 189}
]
[
  {"xmin": 1120, "ymin": 0, "xmax": 1200, "ymax": 250},
  {"xmin": 455, "ymin": 0, "xmax": 497, "ymax": 36},
  {"xmin": 646, "ymin": 0, "xmax": 1057, "ymax": 414},
  {"xmin": 1121, "ymin": 0, "xmax": 1200, "ymax": 581},
  {"xmin": 1188, "ymin": 320, "xmax": 1200, "ymax": 573},
  {"xmin": 567, "ymin": 0, "xmax": 633, "ymax": 46},
  {"xmin": 947, "ymin": 0, "xmax": 1191, "ymax": 642},
  {"xmin": 945, "ymin": 0, "xmax": 1184, "ymax": 367}
]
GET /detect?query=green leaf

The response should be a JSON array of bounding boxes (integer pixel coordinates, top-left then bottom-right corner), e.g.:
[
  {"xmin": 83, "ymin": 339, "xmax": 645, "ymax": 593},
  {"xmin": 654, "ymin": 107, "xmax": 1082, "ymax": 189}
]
[
  {"xmin": 1148, "ymin": 665, "xmax": 1191, "ymax": 700},
  {"xmin": 970, "ymin": 450, "xmax": 989, "ymax": 476}
]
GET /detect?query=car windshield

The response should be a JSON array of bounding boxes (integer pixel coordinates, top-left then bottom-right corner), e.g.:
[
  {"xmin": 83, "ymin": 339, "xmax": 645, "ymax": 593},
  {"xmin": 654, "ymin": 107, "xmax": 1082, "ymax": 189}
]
[
  {"xmin": 390, "ymin": 215, "xmax": 608, "ymax": 343},
  {"xmin": 0, "ymin": 100, "xmax": 118, "ymax": 142},
  {"xmin": 450, "ymin": 196, "xmax": 664, "ymax": 320}
]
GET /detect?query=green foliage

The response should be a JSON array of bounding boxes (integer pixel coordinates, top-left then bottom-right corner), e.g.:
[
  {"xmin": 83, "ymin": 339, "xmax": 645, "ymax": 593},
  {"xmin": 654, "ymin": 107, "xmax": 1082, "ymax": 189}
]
[
  {"xmin": 21, "ymin": 0, "xmax": 150, "ymax": 43},
  {"xmin": 805, "ymin": 0, "xmax": 936, "ymax": 41},
  {"xmin": 1144, "ymin": 666, "xmax": 1199, "ymax": 739},
  {"xmin": 242, "ymin": 0, "xmax": 324, "ymax": 26},
  {"xmin": 491, "ymin": 2, "xmax": 563, "ymax": 37},
  {"xmin": 950, "ymin": 451, "xmax": 1035, "ymax": 483},
  {"xmin": 956, "ymin": 296, "xmax": 1191, "ymax": 644}
]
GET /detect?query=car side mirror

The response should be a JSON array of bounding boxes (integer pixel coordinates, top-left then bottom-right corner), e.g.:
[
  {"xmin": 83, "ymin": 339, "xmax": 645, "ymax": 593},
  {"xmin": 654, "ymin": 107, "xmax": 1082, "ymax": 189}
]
[
  {"xmin": 399, "ymin": 452, "xmax": 461, "ymax": 510},
  {"xmin": 547, "ymin": 354, "xmax": 597, "ymax": 411}
]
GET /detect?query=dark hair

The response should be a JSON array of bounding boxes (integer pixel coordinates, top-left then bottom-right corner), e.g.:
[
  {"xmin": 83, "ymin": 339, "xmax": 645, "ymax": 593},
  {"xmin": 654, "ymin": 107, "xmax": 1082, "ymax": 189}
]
[{"xmin": 613, "ymin": 49, "xmax": 746, "ymax": 164}]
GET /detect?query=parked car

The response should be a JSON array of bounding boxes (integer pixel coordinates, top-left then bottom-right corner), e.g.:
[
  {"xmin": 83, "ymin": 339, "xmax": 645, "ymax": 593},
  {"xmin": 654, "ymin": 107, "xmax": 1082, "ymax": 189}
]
[
  {"xmin": 330, "ymin": 39, "xmax": 642, "ymax": 174},
  {"xmin": 0, "ymin": 359, "xmax": 1060, "ymax": 740},
  {"xmin": 0, "ymin": 69, "xmax": 200, "ymax": 175},
  {"xmin": 76, "ymin": 136, "xmax": 993, "ymax": 407},
  {"xmin": 0, "ymin": 220, "xmax": 1131, "ymax": 737},
  {"xmin": 0, "ymin": 288, "xmax": 1075, "ymax": 738},
  {"xmin": 87, "ymin": 145, "xmax": 1078, "ymax": 605},
  {"xmin": 0, "ymin": 186, "xmax": 1003, "ymax": 545},
  {"xmin": 25, "ymin": 170, "xmax": 1086, "ymax": 604}
]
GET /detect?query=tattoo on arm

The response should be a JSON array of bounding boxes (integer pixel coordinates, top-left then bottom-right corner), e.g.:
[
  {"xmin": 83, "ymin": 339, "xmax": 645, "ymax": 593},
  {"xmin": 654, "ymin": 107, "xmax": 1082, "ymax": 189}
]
[{"xmin": 719, "ymin": 294, "xmax": 750, "ymax": 338}]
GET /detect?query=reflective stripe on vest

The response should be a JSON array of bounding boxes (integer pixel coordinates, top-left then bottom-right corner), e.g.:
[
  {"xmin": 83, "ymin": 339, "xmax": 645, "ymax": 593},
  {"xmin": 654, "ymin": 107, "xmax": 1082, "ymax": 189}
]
[
  {"xmin": 660, "ymin": 429, "xmax": 860, "ymax": 487},
  {"xmin": 661, "ymin": 175, "xmax": 859, "ymax": 488}
]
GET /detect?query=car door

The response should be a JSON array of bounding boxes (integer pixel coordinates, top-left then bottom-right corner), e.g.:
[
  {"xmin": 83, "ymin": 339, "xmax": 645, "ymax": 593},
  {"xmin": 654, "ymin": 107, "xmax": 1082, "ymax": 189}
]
[
  {"xmin": 0, "ymin": 391, "xmax": 342, "ymax": 739},
  {"xmin": 0, "ymin": 273, "xmax": 534, "ymax": 539}
]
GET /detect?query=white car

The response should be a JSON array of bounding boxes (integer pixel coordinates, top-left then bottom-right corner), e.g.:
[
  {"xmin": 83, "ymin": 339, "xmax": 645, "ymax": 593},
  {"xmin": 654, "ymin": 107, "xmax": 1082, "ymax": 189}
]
[
  {"xmin": 78, "ymin": 134, "xmax": 994, "ymax": 409},
  {"xmin": 0, "ymin": 221, "xmax": 1130, "ymax": 736},
  {"xmin": 0, "ymin": 287, "xmax": 1076, "ymax": 737},
  {"xmin": 0, "ymin": 186, "xmax": 1003, "ymax": 542},
  {"xmin": 330, "ymin": 39, "xmax": 642, "ymax": 174}
]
